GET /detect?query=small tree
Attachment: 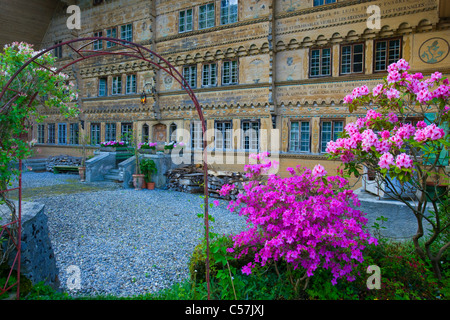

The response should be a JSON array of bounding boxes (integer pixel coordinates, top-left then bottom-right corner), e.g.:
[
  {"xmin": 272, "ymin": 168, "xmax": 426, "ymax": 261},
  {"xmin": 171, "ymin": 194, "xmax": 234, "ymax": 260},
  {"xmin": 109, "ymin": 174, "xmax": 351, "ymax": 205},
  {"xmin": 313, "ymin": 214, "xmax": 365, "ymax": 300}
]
[
  {"xmin": 326, "ymin": 59, "xmax": 450, "ymax": 280},
  {"xmin": 0, "ymin": 42, "xmax": 79, "ymax": 264}
]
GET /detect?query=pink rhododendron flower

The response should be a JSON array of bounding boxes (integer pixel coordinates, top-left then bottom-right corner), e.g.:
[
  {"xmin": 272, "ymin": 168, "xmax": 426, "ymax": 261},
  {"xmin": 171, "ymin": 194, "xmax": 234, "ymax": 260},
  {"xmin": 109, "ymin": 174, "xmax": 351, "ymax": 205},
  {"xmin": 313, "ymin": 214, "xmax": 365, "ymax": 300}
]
[
  {"xmin": 387, "ymin": 69, "xmax": 401, "ymax": 84},
  {"xmin": 378, "ymin": 152, "xmax": 394, "ymax": 169},
  {"xmin": 395, "ymin": 153, "xmax": 413, "ymax": 169},
  {"xmin": 387, "ymin": 112, "xmax": 399, "ymax": 123},
  {"xmin": 386, "ymin": 88, "xmax": 400, "ymax": 99},
  {"xmin": 213, "ymin": 200, "xmax": 220, "ymax": 207},
  {"xmin": 219, "ymin": 184, "xmax": 234, "ymax": 196},
  {"xmin": 372, "ymin": 83, "xmax": 384, "ymax": 96},
  {"xmin": 416, "ymin": 89, "xmax": 432, "ymax": 103},
  {"xmin": 312, "ymin": 164, "xmax": 327, "ymax": 178}
]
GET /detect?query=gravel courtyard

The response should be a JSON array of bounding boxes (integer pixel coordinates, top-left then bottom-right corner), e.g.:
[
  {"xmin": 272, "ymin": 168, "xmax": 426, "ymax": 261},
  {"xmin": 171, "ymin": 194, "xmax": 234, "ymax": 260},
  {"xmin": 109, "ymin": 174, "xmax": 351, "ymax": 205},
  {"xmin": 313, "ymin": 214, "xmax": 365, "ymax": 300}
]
[{"xmin": 16, "ymin": 171, "xmax": 247, "ymax": 298}]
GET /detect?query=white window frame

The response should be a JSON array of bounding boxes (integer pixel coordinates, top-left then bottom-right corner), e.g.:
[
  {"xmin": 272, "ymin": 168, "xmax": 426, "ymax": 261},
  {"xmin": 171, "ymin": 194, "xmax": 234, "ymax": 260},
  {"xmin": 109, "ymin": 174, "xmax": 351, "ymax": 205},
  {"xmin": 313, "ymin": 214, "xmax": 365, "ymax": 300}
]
[
  {"xmin": 105, "ymin": 123, "xmax": 116, "ymax": 142},
  {"xmin": 112, "ymin": 76, "xmax": 122, "ymax": 95},
  {"xmin": 93, "ymin": 31, "xmax": 103, "ymax": 50},
  {"xmin": 191, "ymin": 120, "xmax": 203, "ymax": 150},
  {"xmin": 215, "ymin": 121, "xmax": 233, "ymax": 151},
  {"xmin": 220, "ymin": 0, "xmax": 238, "ymax": 25},
  {"xmin": 241, "ymin": 120, "xmax": 259, "ymax": 152},
  {"xmin": 120, "ymin": 24, "xmax": 133, "ymax": 42},
  {"xmin": 183, "ymin": 65, "xmax": 197, "ymax": 88},
  {"xmin": 310, "ymin": 47, "xmax": 332, "ymax": 77},
  {"xmin": 289, "ymin": 121, "xmax": 310, "ymax": 153},
  {"xmin": 179, "ymin": 8, "xmax": 193, "ymax": 33},
  {"xmin": 222, "ymin": 60, "xmax": 238, "ymax": 85},
  {"xmin": 69, "ymin": 123, "xmax": 79, "ymax": 145},
  {"xmin": 47, "ymin": 123, "xmax": 55, "ymax": 144},
  {"xmin": 202, "ymin": 63, "xmax": 217, "ymax": 87},
  {"xmin": 126, "ymin": 74, "xmax": 136, "ymax": 94},
  {"xmin": 374, "ymin": 38, "xmax": 401, "ymax": 72},
  {"xmin": 199, "ymin": 3, "xmax": 215, "ymax": 29},
  {"xmin": 106, "ymin": 28, "xmax": 117, "ymax": 48},
  {"xmin": 320, "ymin": 120, "xmax": 344, "ymax": 153},
  {"xmin": 340, "ymin": 43, "xmax": 364, "ymax": 75}
]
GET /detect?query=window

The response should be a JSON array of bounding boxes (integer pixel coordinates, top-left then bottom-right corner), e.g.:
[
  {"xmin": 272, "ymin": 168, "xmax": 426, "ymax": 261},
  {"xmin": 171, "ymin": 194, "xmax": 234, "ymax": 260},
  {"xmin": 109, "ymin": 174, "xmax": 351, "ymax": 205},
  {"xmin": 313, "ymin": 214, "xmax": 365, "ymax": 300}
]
[
  {"xmin": 37, "ymin": 124, "xmax": 45, "ymax": 144},
  {"xmin": 47, "ymin": 123, "xmax": 55, "ymax": 144},
  {"xmin": 106, "ymin": 28, "xmax": 117, "ymax": 48},
  {"xmin": 220, "ymin": 0, "xmax": 238, "ymax": 25},
  {"xmin": 321, "ymin": 120, "xmax": 344, "ymax": 153},
  {"xmin": 222, "ymin": 60, "xmax": 238, "ymax": 85},
  {"xmin": 202, "ymin": 63, "xmax": 217, "ymax": 87},
  {"xmin": 340, "ymin": 43, "xmax": 364, "ymax": 75},
  {"xmin": 290, "ymin": 121, "xmax": 310, "ymax": 152},
  {"xmin": 169, "ymin": 123, "xmax": 177, "ymax": 142},
  {"xmin": 199, "ymin": 3, "xmax": 215, "ymax": 29},
  {"xmin": 215, "ymin": 121, "xmax": 233, "ymax": 151},
  {"xmin": 93, "ymin": 0, "xmax": 103, "ymax": 5},
  {"xmin": 374, "ymin": 38, "xmax": 401, "ymax": 72},
  {"xmin": 142, "ymin": 124, "xmax": 149, "ymax": 143},
  {"xmin": 120, "ymin": 24, "xmax": 133, "ymax": 42},
  {"xmin": 179, "ymin": 9, "xmax": 193, "ymax": 33},
  {"xmin": 91, "ymin": 123, "xmax": 101, "ymax": 145},
  {"xmin": 69, "ymin": 123, "xmax": 79, "ymax": 145},
  {"xmin": 126, "ymin": 74, "xmax": 136, "ymax": 94},
  {"xmin": 99, "ymin": 78, "xmax": 107, "ymax": 96},
  {"xmin": 105, "ymin": 123, "xmax": 116, "ymax": 142},
  {"xmin": 183, "ymin": 65, "xmax": 197, "ymax": 88},
  {"xmin": 242, "ymin": 120, "xmax": 259, "ymax": 151},
  {"xmin": 58, "ymin": 123, "xmax": 67, "ymax": 144},
  {"xmin": 93, "ymin": 31, "xmax": 103, "ymax": 50},
  {"xmin": 191, "ymin": 121, "xmax": 203, "ymax": 150},
  {"xmin": 313, "ymin": 0, "xmax": 336, "ymax": 6},
  {"xmin": 112, "ymin": 76, "xmax": 122, "ymax": 95},
  {"xmin": 121, "ymin": 123, "xmax": 133, "ymax": 143},
  {"xmin": 54, "ymin": 41, "xmax": 62, "ymax": 59},
  {"xmin": 310, "ymin": 47, "xmax": 332, "ymax": 77}
]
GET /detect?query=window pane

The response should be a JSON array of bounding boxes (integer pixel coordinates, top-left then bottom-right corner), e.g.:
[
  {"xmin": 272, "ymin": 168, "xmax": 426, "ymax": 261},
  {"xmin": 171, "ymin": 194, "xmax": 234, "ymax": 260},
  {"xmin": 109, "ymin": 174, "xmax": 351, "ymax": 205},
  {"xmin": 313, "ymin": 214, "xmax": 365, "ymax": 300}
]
[
  {"xmin": 321, "ymin": 122, "xmax": 332, "ymax": 152},
  {"xmin": 310, "ymin": 49, "xmax": 320, "ymax": 76},
  {"xmin": 388, "ymin": 39, "xmax": 401, "ymax": 65},
  {"xmin": 300, "ymin": 122, "xmax": 310, "ymax": 152},
  {"xmin": 290, "ymin": 122, "xmax": 299, "ymax": 151},
  {"xmin": 353, "ymin": 44, "xmax": 364, "ymax": 73},
  {"xmin": 321, "ymin": 48, "xmax": 331, "ymax": 75},
  {"xmin": 341, "ymin": 46, "xmax": 352, "ymax": 74},
  {"xmin": 375, "ymin": 41, "xmax": 387, "ymax": 71}
]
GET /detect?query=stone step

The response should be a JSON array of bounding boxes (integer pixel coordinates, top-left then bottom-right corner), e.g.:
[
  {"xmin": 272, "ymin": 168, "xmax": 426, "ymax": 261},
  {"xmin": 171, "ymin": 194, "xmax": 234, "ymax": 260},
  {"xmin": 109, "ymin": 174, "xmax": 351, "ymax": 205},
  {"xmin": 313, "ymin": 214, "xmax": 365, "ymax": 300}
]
[{"xmin": 104, "ymin": 170, "xmax": 123, "ymax": 181}]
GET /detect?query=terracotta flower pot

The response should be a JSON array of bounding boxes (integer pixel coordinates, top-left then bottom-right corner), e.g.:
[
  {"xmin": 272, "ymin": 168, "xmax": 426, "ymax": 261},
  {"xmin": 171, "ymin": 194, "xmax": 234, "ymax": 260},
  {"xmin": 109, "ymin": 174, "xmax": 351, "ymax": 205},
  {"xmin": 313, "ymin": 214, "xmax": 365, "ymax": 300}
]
[
  {"xmin": 78, "ymin": 166, "xmax": 86, "ymax": 182},
  {"xmin": 147, "ymin": 182, "xmax": 155, "ymax": 190},
  {"xmin": 132, "ymin": 174, "xmax": 145, "ymax": 190}
]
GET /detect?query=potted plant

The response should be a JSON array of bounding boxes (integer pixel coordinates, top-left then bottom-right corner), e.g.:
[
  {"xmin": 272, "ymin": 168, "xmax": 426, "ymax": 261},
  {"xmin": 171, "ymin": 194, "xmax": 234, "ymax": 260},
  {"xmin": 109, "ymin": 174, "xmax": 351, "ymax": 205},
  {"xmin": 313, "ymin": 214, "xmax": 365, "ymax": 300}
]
[
  {"xmin": 128, "ymin": 131, "xmax": 145, "ymax": 190},
  {"xmin": 164, "ymin": 141, "xmax": 175, "ymax": 153},
  {"xmin": 140, "ymin": 158, "xmax": 157, "ymax": 190},
  {"xmin": 138, "ymin": 142, "xmax": 158, "ymax": 154}
]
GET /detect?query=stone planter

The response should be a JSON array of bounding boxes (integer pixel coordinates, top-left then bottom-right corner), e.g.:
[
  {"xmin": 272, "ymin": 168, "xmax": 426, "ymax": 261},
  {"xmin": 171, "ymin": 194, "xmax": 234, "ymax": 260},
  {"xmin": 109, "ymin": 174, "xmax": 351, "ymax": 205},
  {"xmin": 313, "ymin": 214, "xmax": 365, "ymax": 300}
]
[
  {"xmin": 132, "ymin": 173, "xmax": 145, "ymax": 190},
  {"xmin": 78, "ymin": 166, "xmax": 86, "ymax": 182},
  {"xmin": 138, "ymin": 148, "xmax": 156, "ymax": 154}
]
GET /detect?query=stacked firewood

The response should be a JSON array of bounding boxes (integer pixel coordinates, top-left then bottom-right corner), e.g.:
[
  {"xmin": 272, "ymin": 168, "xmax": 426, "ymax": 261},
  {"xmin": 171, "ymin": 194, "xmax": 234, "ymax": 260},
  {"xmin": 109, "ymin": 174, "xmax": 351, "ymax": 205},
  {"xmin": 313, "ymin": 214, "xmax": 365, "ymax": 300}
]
[
  {"xmin": 165, "ymin": 164, "xmax": 248, "ymax": 200},
  {"xmin": 46, "ymin": 155, "xmax": 82, "ymax": 172}
]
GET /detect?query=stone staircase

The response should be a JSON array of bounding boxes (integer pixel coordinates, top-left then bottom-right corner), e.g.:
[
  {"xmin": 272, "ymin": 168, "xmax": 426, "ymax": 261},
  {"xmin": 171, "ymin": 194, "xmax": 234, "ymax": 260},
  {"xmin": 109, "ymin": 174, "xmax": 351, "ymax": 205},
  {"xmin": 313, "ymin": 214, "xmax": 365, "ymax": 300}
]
[{"xmin": 103, "ymin": 168, "xmax": 124, "ymax": 182}]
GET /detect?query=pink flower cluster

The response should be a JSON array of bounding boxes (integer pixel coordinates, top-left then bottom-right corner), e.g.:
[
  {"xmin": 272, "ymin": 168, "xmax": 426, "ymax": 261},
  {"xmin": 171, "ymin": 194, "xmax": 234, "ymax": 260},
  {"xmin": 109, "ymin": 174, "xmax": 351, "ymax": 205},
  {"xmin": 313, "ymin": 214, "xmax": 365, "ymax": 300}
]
[
  {"xmin": 222, "ymin": 156, "xmax": 377, "ymax": 284},
  {"xmin": 100, "ymin": 140, "xmax": 126, "ymax": 147}
]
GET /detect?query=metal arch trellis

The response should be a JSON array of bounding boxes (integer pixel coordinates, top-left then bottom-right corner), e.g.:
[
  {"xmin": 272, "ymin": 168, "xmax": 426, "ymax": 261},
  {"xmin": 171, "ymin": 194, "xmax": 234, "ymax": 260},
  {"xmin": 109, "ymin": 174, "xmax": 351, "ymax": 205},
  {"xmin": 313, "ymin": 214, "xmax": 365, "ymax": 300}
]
[{"xmin": 0, "ymin": 37, "xmax": 212, "ymax": 299}]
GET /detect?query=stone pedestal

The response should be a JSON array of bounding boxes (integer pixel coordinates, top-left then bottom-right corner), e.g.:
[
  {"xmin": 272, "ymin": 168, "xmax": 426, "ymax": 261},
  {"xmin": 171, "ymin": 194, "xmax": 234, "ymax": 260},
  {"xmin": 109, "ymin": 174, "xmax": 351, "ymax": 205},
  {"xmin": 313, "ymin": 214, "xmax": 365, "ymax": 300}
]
[{"xmin": 1, "ymin": 201, "xmax": 59, "ymax": 289}]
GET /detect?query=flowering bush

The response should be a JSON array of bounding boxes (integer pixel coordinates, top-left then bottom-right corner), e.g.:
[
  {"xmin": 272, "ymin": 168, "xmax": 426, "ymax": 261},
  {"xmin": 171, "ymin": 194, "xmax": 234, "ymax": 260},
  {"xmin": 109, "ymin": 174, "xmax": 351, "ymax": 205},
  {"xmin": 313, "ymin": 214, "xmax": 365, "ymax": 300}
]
[
  {"xmin": 164, "ymin": 141, "xmax": 175, "ymax": 150},
  {"xmin": 220, "ymin": 153, "xmax": 377, "ymax": 287},
  {"xmin": 327, "ymin": 59, "xmax": 450, "ymax": 280}
]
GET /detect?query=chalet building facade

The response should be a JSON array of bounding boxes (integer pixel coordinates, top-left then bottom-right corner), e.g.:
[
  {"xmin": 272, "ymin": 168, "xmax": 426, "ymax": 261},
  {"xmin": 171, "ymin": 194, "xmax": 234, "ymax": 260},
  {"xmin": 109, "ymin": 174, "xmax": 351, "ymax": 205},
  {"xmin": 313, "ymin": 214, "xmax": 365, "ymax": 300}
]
[{"xmin": 25, "ymin": 0, "xmax": 450, "ymax": 179}]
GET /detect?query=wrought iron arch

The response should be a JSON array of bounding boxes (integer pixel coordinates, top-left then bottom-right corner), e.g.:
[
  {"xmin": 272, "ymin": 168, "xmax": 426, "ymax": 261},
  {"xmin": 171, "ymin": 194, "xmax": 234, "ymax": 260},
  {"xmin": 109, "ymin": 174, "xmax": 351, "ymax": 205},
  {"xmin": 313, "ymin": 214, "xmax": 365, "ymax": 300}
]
[{"xmin": 0, "ymin": 37, "xmax": 212, "ymax": 299}]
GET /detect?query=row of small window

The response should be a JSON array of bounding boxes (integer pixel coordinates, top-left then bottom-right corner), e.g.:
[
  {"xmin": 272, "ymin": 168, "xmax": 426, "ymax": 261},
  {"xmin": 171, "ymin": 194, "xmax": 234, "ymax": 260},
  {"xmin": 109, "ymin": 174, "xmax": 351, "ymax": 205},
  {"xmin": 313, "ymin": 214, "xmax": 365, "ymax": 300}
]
[
  {"xmin": 178, "ymin": 1, "xmax": 238, "ymax": 33},
  {"xmin": 98, "ymin": 74, "xmax": 137, "ymax": 96},
  {"xmin": 177, "ymin": 0, "xmax": 337, "ymax": 34},
  {"xmin": 311, "ymin": 38, "xmax": 401, "ymax": 77},
  {"xmin": 37, "ymin": 123, "xmax": 133, "ymax": 145},
  {"xmin": 52, "ymin": 24, "xmax": 133, "ymax": 58}
]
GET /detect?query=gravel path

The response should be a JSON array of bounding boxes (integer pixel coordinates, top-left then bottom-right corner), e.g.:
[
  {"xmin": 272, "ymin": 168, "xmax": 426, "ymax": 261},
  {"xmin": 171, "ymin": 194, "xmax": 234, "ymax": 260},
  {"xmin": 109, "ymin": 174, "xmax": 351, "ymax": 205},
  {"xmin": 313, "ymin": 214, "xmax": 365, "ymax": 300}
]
[{"xmin": 18, "ymin": 172, "xmax": 247, "ymax": 298}]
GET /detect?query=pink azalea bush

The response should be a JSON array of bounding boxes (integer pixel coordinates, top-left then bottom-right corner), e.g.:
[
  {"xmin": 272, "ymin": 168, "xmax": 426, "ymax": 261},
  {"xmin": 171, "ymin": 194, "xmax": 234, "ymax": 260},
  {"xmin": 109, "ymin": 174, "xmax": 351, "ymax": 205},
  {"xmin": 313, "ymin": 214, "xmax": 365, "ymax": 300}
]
[{"xmin": 220, "ymin": 153, "xmax": 377, "ymax": 285}]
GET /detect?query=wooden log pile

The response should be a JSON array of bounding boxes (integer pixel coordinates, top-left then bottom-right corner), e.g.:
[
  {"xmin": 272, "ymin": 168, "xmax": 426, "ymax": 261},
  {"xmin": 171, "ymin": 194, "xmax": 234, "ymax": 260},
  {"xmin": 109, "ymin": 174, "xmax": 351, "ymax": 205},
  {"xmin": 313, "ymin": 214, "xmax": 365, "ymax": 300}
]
[
  {"xmin": 46, "ymin": 155, "xmax": 82, "ymax": 172},
  {"xmin": 165, "ymin": 164, "xmax": 248, "ymax": 200}
]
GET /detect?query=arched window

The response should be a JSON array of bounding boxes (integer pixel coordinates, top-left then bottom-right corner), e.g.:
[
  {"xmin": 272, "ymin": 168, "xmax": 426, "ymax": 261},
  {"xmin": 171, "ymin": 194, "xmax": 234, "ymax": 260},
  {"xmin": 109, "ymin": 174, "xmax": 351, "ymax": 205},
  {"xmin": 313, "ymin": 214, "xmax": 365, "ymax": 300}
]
[
  {"xmin": 169, "ymin": 123, "xmax": 177, "ymax": 142},
  {"xmin": 142, "ymin": 123, "xmax": 149, "ymax": 142}
]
